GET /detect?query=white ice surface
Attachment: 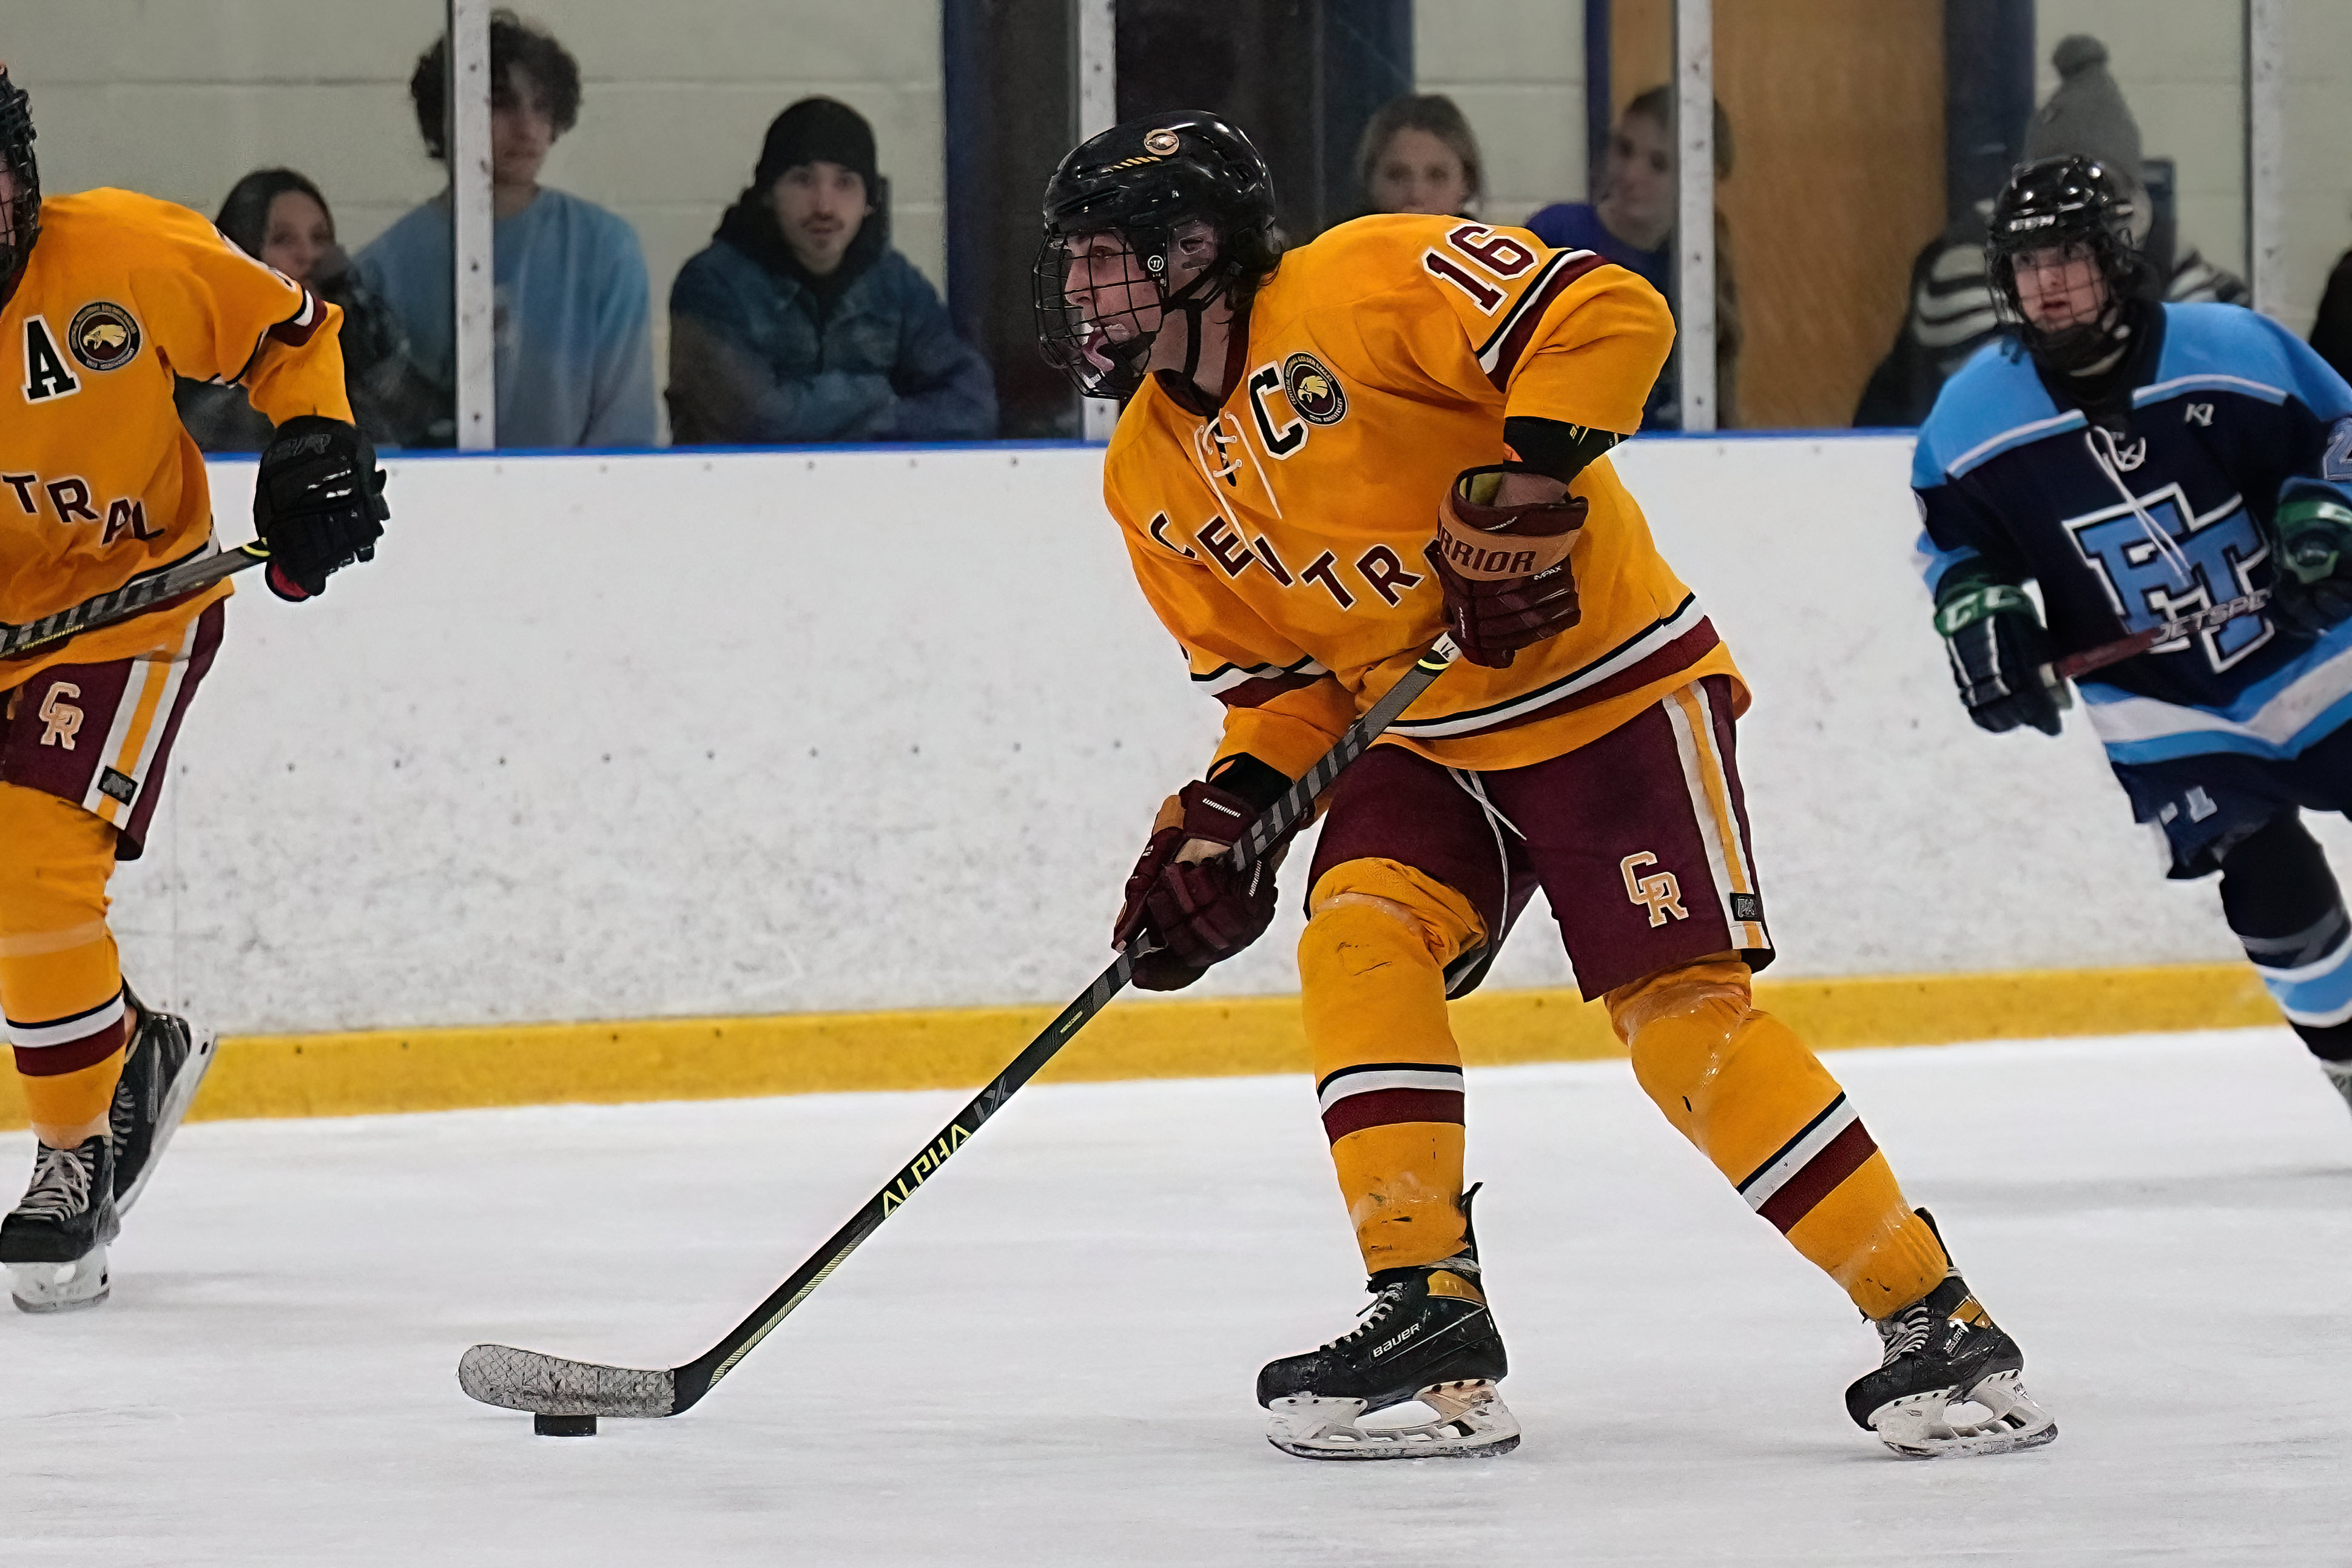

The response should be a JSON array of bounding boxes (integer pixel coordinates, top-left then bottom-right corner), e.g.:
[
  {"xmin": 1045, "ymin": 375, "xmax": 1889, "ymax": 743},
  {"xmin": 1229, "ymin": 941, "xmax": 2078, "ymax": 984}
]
[{"xmin": 8, "ymin": 1029, "xmax": 2351, "ymax": 1565}]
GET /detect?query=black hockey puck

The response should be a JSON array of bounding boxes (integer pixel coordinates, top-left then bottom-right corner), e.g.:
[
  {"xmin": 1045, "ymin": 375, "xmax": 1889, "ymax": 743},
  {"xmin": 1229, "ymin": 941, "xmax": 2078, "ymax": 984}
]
[{"xmin": 534, "ymin": 1413, "xmax": 597, "ymax": 1437}]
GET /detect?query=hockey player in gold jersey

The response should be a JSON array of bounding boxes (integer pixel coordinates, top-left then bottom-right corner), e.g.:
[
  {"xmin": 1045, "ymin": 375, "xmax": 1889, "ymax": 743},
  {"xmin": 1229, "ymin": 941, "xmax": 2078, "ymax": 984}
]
[
  {"xmin": 1038, "ymin": 112, "xmax": 2055, "ymax": 1459},
  {"xmin": 0, "ymin": 67, "xmax": 386, "ymax": 1310}
]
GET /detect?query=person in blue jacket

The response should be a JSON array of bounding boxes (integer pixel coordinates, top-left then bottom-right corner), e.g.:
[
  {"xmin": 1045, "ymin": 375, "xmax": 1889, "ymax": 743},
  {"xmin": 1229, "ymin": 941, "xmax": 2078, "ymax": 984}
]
[
  {"xmin": 1915, "ymin": 154, "xmax": 2352, "ymax": 1117},
  {"xmin": 667, "ymin": 98, "xmax": 996, "ymax": 445}
]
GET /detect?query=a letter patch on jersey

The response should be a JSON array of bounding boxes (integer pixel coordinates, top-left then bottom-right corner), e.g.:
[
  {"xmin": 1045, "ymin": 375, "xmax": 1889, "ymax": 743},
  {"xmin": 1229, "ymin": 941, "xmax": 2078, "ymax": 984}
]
[
  {"xmin": 21, "ymin": 316, "xmax": 78, "ymax": 402},
  {"xmin": 66, "ymin": 301, "xmax": 141, "ymax": 374}
]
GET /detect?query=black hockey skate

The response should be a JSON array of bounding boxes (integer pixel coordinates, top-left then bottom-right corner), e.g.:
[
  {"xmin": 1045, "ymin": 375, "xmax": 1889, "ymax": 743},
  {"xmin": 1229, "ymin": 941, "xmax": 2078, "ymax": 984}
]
[
  {"xmin": 110, "ymin": 991, "xmax": 217, "ymax": 1215},
  {"xmin": 1257, "ymin": 1189, "xmax": 1516, "ymax": 1459},
  {"xmin": 1845, "ymin": 1229, "xmax": 2055, "ymax": 1458},
  {"xmin": 1, "ymin": 1135, "xmax": 119, "ymax": 1313}
]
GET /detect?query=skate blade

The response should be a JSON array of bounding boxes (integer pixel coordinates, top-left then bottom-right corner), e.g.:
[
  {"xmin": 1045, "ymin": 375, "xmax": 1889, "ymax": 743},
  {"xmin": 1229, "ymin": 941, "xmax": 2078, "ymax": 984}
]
[
  {"xmin": 8, "ymin": 1247, "xmax": 112, "ymax": 1314},
  {"xmin": 117, "ymin": 1020, "xmax": 218, "ymax": 1217},
  {"xmin": 1266, "ymin": 1380, "xmax": 1520, "ymax": 1461},
  {"xmin": 1870, "ymin": 1371, "xmax": 2057, "ymax": 1459}
]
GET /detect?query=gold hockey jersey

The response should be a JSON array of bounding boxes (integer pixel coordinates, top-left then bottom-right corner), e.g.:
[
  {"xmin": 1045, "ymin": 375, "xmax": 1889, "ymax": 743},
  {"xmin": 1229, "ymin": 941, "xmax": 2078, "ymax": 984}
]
[
  {"xmin": 0, "ymin": 187, "xmax": 349, "ymax": 682},
  {"xmin": 1102, "ymin": 214, "xmax": 1742, "ymax": 780}
]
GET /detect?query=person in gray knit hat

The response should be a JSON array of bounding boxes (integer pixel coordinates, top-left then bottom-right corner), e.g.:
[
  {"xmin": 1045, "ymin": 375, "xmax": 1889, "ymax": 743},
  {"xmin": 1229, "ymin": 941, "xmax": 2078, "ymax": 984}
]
[{"xmin": 1856, "ymin": 34, "xmax": 2246, "ymax": 426}]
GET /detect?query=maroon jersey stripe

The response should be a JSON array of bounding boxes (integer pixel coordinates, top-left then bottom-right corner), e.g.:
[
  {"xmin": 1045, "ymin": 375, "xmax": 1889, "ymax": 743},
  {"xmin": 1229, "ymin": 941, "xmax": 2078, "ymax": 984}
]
[
  {"xmin": 1486, "ymin": 253, "xmax": 1611, "ymax": 391},
  {"xmin": 266, "ymin": 287, "xmax": 328, "ymax": 348},
  {"xmin": 1215, "ymin": 670, "xmax": 1327, "ymax": 709},
  {"xmin": 1460, "ymin": 617, "xmax": 1722, "ymax": 739},
  {"xmin": 1755, "ymin": 1119, "xmax": 1880, "ymax": 1234}
]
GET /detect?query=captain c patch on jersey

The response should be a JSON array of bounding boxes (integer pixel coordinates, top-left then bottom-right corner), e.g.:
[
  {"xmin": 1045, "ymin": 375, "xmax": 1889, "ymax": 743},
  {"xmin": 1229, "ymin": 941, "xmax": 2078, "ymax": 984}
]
[{"xmin": 67, "ymin": 302, "xmax": 141, "ymax": 374}]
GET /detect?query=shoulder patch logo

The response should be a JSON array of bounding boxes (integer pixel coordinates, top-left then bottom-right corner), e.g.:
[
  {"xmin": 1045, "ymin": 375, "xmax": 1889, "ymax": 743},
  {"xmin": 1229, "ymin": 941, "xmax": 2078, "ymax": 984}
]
[
  {"xmin": 67, "ymin": 302, "xmax": 140, "ymax": 374},
  {"xmin": 1282, "ymin": 352, "xmax": 1347, "ymax": 426}
]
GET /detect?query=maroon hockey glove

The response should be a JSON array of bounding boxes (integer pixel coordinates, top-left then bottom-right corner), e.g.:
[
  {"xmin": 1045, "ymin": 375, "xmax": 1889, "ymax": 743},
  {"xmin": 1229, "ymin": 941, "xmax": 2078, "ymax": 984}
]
[
  {"xmin": 1423, "ymin": 465, "xmax": 1586, "ymax": 669},
  {"xmin": 1112, "ymin": 780, "xmax": 1282, "ymax": 991}
]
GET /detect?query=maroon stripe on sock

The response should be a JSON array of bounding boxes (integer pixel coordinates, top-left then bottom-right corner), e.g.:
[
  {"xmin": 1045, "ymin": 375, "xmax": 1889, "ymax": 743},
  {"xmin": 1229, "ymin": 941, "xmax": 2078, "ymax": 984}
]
[
  {"xmin": 13, "ymin": 1018, "xmax": 128, "ymax": 1077},
  {"xmin": 1321, "ymin": 1086, "xmax": 1465, "ymax": 1144},
  {"xmin": 1756, "ymin": 1119, "xmax": 1879, "ymax": 1234}
]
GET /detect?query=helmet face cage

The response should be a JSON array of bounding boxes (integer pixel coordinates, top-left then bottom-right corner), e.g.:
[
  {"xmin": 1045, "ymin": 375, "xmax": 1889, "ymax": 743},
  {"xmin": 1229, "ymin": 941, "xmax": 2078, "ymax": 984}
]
[
  {"xmin": 1033, "ymin": 110, "xmax": 1278, "ymax": 401},
  {"xmin": 1033, "ymin": 223, "xmax": 1179, "ymax": 402},
  {"xmin": 1986, "ymin": 155, "xmax": 2145, "ymax": 372},
  {"xmin": 0, "ymin": 70, "xmax": 38, "ymax": 298}
]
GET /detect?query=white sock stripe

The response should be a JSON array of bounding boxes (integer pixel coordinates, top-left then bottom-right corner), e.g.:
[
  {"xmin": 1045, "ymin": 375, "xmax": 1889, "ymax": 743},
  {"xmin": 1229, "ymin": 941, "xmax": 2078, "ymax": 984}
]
[
  {"xmin": 8, "ymin": 990, "xmax": 126, "ymax": 1049},
  {"xmin": 1316, "ymin": 1067, "xmax": 1466, "ymax": 1114},
  {"xmin": 2251, "ymin": 926, "xmax": 2352, "ymax": 984},
  {"xmin": 1736, "ymin": 1094, "xmax": 1859, "ymax": 1211}
]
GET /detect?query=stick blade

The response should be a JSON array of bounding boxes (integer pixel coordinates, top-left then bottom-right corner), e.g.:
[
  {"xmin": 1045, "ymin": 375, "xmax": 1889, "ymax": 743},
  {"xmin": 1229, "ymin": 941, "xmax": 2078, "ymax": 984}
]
[{"xmin": 458, "ymin": 1343, "xmax": 678, "ymax": 1418}]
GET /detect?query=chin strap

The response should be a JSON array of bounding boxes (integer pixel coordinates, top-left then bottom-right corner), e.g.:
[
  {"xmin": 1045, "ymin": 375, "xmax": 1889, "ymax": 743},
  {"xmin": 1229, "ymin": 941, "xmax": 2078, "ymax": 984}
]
[{"xmin": 1155, "ymin": 258, "xmax": 1242, "ymax": 391}]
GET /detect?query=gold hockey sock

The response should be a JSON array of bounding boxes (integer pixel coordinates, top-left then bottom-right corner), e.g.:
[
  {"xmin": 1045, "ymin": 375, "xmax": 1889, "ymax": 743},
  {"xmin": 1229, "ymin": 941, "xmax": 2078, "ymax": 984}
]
[
  {"xmin": 1609, "ymin": 954, "xmax": 1949, "ymax": 1319},
  {"xmin": 1301, "ymin": 858, "xmax": 1487, "ymax": 1272},
  {"xmin": 16, "ymin": 1045, "xmax": 126, "ymax": 1137},
  {"xmin": 0, "ymin": 784, "xmax": 129, "ymax": 1142}
]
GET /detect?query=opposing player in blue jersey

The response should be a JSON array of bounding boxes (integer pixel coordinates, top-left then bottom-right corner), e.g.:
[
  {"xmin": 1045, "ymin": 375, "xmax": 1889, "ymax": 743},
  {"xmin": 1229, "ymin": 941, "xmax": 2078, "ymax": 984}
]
[{"xmin": 1915, "ymin": 154, "xmax": 2352, "ymax": 1114}]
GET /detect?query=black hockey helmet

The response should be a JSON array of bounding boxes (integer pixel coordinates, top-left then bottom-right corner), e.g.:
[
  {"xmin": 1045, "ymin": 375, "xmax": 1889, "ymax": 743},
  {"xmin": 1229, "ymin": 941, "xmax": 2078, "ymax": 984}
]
[
  {"xmin": 1986, "ymin": 154, "xmax": 2149, "ymax": 372},
  {"xmin": 0, "ymin": 66, "xmax": 38, "ymax": 303},
  {"xmin": 1033, "ymin": 110, "xmax": 1280, "ymax": 399}
]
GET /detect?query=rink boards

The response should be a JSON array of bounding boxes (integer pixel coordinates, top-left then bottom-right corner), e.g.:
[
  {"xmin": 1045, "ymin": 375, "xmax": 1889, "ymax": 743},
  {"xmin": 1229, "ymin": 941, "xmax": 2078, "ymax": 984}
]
[{"xmin": 2, "ymin": 434, "xmax": 2322, "ymax": 1125}]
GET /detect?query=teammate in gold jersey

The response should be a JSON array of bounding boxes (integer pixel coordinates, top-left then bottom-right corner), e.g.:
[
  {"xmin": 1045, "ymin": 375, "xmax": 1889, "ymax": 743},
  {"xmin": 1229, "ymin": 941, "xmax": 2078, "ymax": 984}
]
[
  {"xmin": 1037, "ymin": 113, "xmax": 2054, "ymax": 1460},
  {"xmin": 0, "ymin": 68, "xmax": 385, "ymax": 1311}
]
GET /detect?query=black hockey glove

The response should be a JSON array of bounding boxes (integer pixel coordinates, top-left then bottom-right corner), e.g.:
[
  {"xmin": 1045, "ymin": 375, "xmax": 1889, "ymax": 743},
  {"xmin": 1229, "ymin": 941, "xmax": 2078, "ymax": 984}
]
[
  {"xmin": 253, "ymin": 416, "xmax": 388, "ymax": 602},
  {"xmin": 2269, "ymin": 494, "xmax": 2352, "ymax": 637},
  {"xmin": 1934, "ymin": 579, "xmax": 2062, "ymax": 736}
]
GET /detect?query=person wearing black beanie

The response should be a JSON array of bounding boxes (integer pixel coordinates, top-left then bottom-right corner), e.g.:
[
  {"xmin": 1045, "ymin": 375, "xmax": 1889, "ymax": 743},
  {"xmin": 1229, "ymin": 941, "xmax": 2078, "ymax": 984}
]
[{"xmin": 668, "ymin": 97, "xmax": 996, "ymax": 444}]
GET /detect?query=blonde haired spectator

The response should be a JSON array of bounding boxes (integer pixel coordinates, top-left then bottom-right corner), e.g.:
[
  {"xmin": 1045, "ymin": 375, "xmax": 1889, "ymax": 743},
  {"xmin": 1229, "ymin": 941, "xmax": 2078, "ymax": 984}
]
[{"xmin": 1355, "ymin": 93, "xmax": 1483, "ymax": 219}]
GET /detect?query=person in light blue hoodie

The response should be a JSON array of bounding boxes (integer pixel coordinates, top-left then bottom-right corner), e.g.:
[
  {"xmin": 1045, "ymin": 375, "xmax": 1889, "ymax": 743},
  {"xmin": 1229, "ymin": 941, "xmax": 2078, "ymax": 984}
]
[
  {"xmin": 357, "ymin": 10, "xmax": 656, "ymax": 449},
  {"xmin": 667, "ymin": 98, "xmax": 994, "ymax": 445}
]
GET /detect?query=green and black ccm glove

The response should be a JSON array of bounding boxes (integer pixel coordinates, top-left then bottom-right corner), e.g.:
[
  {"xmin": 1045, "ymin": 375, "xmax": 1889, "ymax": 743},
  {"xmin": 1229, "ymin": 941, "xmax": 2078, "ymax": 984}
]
[
  {"xmin": 1933, "ymin": 568, "xmax": 2063, "ymax": 736},
  {"xmin": 2271, "ymin": 494, "xmax": 2352, "ymax": 637}
]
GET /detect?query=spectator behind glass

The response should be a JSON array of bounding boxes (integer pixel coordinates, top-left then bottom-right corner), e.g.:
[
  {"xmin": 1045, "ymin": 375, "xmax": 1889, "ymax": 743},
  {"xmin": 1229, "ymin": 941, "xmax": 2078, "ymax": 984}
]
[
  {"xmin": 176, "ymin": 169, "xmax": 447, "ymax": 452},
  {"xmin": 2312, "ymin": 241, "xmax": 2352, "ymax": 386},
  {"xmin": 1525, "ymin": 88, "xmax": 1741, "ymax": 429},
  {"xmin": 1356, "ymin": 94, "xmax": 1483, "ymax": 218},
  {"xmin": 357, "ymin": 10, "xmax": 656, "ymax": 448},
  {"xmin": 667, "ymin": 97, "xmax": 994, "ymax": 445},
  {"xmin": 1855, "ymin": 35, "xmax": 2248, "ymax": 427}
]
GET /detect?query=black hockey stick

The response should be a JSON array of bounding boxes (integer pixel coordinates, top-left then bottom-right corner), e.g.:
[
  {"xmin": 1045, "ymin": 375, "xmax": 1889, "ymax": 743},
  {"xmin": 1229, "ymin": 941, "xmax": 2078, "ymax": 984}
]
[
  {"xmin": 0, "ymin": 541, "xmax": 268, "ymax": 661},
  {"xmin": 456, "ymin": 633, "xmax": 1462, "ymax": 1428}
]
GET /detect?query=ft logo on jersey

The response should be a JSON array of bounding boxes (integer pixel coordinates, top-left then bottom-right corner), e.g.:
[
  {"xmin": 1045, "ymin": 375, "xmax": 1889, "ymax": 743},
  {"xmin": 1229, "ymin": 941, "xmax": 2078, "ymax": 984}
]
[{"xmin": 2066, "ymin": 482, "xmax": 2273, "ymax": 673}]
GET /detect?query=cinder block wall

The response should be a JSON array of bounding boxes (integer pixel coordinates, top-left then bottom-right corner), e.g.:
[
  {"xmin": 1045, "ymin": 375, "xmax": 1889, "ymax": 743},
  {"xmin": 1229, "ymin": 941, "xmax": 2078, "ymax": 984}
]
[{"xmin": 1413, "ymin": 1, "xmax": 1586, "ymax": 226}]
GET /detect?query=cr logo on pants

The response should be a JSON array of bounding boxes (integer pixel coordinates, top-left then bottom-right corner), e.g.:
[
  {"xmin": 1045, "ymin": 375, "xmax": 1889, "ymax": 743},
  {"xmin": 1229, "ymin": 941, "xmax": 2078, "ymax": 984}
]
[
  {"xmin": 38, "ymin": 682, "xmax": 82, "ymax": 750},
  {"xmin": 1621, "ymin": 852, "xmax": 1688, "ymax": 928}
]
